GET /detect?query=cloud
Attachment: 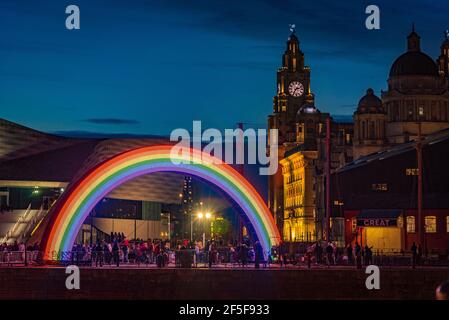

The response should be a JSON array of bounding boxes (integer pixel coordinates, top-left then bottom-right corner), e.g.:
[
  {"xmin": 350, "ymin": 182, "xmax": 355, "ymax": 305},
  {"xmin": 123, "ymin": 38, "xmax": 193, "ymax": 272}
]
[{"xmin": 82, "ymin": 118, "xmax": 141, "ymax": 125}]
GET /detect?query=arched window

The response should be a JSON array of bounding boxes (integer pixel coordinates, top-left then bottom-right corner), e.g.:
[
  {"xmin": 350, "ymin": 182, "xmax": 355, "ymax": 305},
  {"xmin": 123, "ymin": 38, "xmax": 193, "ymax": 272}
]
[
  {"xmin": 369, "ymin": 121, "xmax": 375, "ymax": 139},
  {"xmin": 361, "ymin": 121, "xmax": 366, "ymax": 139}
]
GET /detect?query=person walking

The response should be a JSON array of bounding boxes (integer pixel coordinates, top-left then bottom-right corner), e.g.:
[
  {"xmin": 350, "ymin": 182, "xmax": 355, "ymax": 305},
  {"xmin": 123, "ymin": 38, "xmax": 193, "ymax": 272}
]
[{"xmin": 314, "ymin": 242, "xmax": 323, "ymax": 265}]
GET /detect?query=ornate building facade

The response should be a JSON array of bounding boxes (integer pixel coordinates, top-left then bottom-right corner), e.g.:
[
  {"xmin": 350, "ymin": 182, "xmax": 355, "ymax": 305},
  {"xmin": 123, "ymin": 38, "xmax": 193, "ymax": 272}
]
[
  {"xmin": 268, "ymin": 30, "xmax": 316, "ymax": 231},
  {"xmin": 270, "ymin": 27, "xmax": 449, "ymax": 244},
  {"xmin": 354, "ymin": 28, "xmax": 449, "ymax": 159},
  {"xmin": 268, "ymin": 30, "xmax": 353, "ymax": 242}
]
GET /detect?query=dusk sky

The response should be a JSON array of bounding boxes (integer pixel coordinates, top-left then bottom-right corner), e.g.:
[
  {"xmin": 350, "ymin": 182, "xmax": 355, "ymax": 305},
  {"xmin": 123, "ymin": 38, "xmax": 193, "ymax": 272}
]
[{"xmin": 1, "ymin": 0, "xmax": 448, "ymax": 136}]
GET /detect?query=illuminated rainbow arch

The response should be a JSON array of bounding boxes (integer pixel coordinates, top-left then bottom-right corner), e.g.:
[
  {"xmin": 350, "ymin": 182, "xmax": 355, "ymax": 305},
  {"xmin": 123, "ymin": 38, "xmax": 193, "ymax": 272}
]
[{"xmin": 41, "ymin": 145, "xmax": 281, "ymax": 260}]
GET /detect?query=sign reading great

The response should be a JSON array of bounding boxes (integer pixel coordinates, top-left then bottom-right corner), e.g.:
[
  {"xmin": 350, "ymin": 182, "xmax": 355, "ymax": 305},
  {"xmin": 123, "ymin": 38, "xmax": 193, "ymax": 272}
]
[{"xmin": 357, "ymin": 218, "xmax": 398, "ymax": 227}]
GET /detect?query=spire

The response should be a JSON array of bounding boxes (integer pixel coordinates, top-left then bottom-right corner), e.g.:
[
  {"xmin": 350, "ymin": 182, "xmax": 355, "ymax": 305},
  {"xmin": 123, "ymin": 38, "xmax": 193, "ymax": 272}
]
[
  {"xmin": 283, "ymin": 23, "xmax": 303, "ymax": 70},
  {"xmin": 407, "ymin": 23, "xmax": 421, "ymax": 52}
]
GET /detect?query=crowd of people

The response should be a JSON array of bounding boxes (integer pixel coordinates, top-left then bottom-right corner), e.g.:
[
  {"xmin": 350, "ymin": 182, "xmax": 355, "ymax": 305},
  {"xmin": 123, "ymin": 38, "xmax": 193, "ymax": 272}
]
[
  {"xmin": 272, "ymin": 241, "xmax": 374, "ymax": 268},
  {"xmin": 1, "ymin": 241, "xmax": 39, "ymax": 253},
  {"xmin": 0, "ymin": 232, "xmax": 436, "ymax": 270},
  {"xmin": 72, "ymin": 233, "xmax": 171, "ymax": 267}
]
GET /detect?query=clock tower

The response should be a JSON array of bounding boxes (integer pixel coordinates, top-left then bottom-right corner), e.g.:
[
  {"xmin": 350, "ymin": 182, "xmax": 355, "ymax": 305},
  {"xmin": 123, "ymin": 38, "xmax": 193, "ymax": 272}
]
[
  {"xmin": 270, "ymin": 28, "xmax": 314, "ymax": 146},
  {"xmin": 268, "ymin": 27, "xmax": 315, "ymax": 229}
]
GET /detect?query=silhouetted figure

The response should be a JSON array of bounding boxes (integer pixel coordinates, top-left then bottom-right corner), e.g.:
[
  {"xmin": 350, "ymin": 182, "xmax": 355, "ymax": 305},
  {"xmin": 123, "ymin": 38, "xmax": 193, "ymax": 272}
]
[
  {"xmin": 325, "ymin": 242, "xmax": 333, "ymax": 267},
  {"xmin": 112, "ymin": 241, "xmax": 120, "ymax": 267},
  {"xmin": 346, "ymin": 244, "xmax": 354, "ymax": 265},
  {"xmin": 364, "ymin": 245, "xmax": 373, "ymax": 266},
  {"xmin": 254, "ymin": 241, "xmax": 263, "ymax": 269},
  {"xmin": 355, "ymin": 242, "xmax": 362, "ymax": 269},
  {"xmin": 411, "ymin": 242, "xmax": 417, "ymax": 268},
  {"xmin": 314, "ymin": 242, "xmax": 323, "ymax": 265},
  {"xmin": 417, "ymin": 244, "xmax": 423, "ymax": 266}
]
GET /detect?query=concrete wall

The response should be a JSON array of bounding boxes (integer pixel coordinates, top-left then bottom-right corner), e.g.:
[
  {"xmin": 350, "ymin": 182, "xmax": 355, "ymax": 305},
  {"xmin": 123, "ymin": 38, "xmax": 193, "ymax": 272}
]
[{"xmin": 0, "ymin": 267, "xmax": 448, "ymax": 300}]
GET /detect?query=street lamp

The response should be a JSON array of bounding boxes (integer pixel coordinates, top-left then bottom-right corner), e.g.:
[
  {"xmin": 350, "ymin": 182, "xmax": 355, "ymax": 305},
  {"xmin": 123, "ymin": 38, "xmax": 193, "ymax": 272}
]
[{"xmin": 197, "ymin": 212, "xmax": 212, "ymax": 247}]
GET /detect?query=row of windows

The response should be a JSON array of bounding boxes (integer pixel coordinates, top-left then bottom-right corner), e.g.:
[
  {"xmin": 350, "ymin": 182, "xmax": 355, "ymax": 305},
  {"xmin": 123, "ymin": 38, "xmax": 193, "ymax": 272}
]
[
  {"xmin": 351, "ymin": 216, "xmax": 449, "ymax": 233},
  {"xmin": 406, "ymin": 216, "xmax": 449, "ymax": 233}
]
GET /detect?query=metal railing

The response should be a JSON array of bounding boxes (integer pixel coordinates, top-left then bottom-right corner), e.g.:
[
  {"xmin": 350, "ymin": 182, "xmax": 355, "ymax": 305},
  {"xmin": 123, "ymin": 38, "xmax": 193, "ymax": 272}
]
[
  {"xmin": 0, "ymin": 250, "xmax": 41, "ymax": 266},
  {"xmin": 1, "ymin": 249, "xmax": 448, "ymax": 268}
]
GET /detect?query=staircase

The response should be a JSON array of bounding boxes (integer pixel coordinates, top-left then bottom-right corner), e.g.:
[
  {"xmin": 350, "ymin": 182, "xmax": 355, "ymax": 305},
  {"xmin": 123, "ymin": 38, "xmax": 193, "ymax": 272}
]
[{"xmin": 0, "ymin": 204, "xmax": 48, "ymax": 244}]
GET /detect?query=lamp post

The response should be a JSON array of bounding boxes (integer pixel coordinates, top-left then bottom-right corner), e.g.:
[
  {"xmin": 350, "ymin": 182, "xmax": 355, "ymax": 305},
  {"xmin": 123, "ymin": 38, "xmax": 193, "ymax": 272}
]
[
  {"xmin": 197, "ymin": 212, "xmax": 212, "ymax": 248},
  {"xmin": 414, "ymin": 107, "xmax": 426, "ymax": 255}
]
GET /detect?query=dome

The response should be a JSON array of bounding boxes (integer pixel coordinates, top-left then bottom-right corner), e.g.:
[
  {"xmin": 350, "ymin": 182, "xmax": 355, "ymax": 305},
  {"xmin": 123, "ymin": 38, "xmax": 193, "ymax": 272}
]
[
  {"xmin": 356, "ymin": 89, "xmax": 384, "ymax": 114},
  {"xmin": 389, "ymin": 27, "xmax": 439, "ymax": 78},
  {"xmin": 389, "ymin": 51, "xmax": 439, "ymax": 77}
]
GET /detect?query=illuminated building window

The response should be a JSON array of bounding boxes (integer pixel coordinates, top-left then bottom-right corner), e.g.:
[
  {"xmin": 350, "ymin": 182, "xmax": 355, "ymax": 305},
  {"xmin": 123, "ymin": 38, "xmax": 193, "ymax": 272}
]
[
  {"xmin": 345, "ymin": 134, "xmax": 351, "ymax": 144},
  {"xmin": 405, "ymin": 168, "xmax": 419, "ymax": 176},
  {"xmin": 397, "ymin": 216, "xmax": 403, "ymax": 228},
  {"xmin": 333, "ymin": 200, "xmax": 344, "ymax": 206},
  {"xmin": 447, "ymin": 216, "xmax": 449, "ymax": 233},
  {"xmin": 351, "ymin": 218, "xmax": 357, "ymax": 233},
  {"xmin": 425, "ymin": 216, "xmax": 437, "ymax": 233},
  {"xmin": 371, "ymin": 183, "xmax": 388, "ymax": 191},
  {"xmin": 406, "ymin": 216, "xmax": 415, "ymax": 233}
]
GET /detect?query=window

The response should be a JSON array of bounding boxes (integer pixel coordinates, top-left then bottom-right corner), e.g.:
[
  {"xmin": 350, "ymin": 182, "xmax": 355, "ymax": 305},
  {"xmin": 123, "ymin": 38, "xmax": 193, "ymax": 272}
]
[
  {"xmin": 406, "ymin": 168, "xmax": 419, "ymax": 176},
  {"xmin": 397, "ymin": 216, "xmax": 403, "ymax": 228},
  {"xmin": 406, "ymin": 216, "xmax": 415, "ymax": 233},
  {"xmin": 351, "ymin": 218, "xmax": 357, "ymax": 233},
  {"xmin": 425, "ymin": 216, "xmax": 437, "ymax": 233},
  {"xmin": 372, "ymin": 183, "xmax": 388, "ymax": 191},
  {"xmin": 345, "ymin": 133, "xmax": 352, "ymax": 144},
  {"xmin": 446, "ymin": 216, "xmax": 449, "ymax": 233}
]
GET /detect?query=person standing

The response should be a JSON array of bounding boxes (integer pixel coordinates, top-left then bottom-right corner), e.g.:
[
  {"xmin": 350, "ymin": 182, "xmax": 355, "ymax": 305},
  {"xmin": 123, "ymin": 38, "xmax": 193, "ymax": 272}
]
[
  {"xmin": 325, "ymin": 242, "xmax": 333, "ymax": 267},
  {"xmin": 364, "ymin": 245, "xmax": 373, "ymax": 266},
  {"xmin": 411, "ymin": 242, "xmax": 417, "ymax": 268},
  {"xmin": 254, "ymin": 241, "xmax": 263, "ymax": 269},
  {"xmin": 95, "ymin": 241, "xmax": 104, "ymax": 267},
  {"xmin": 417, "ymin": 244, "xmax": 423, "ymax": 266},
  {"xmin": 112, "ymin": 240, "xmax": 120, "ymax": 267},
  {"xmin": 346, "ymin": 244, "xmax": 354, "ymax": 265},
  {"xmin": 208, "ymin": 241, "xmax": 216, "ymax": 268},
  {"xmin": 355, "ymin": 242, "xmax": 362, "ymax": 269}
]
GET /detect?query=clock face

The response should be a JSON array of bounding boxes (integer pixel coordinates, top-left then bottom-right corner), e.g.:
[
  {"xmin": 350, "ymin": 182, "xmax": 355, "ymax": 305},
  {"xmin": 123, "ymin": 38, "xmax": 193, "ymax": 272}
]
[{"xmin": 288, "ymin": 81, "xmax": 304, "ymax": 97}]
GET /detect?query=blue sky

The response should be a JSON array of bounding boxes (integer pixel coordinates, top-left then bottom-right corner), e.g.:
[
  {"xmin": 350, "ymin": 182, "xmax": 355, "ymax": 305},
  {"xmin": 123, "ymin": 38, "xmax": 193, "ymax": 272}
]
[{"xmin": 0, "ymin": 0, "xmax": 448, "ymax": 135}]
